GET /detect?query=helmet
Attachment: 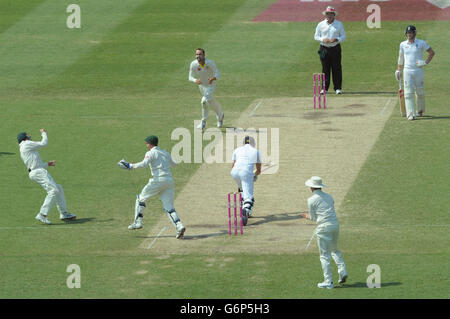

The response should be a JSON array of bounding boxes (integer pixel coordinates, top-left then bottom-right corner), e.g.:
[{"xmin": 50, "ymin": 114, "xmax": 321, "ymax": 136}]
[{"xmin": 405, "ymin": 25, "xmax": 416, "ymax": 34}]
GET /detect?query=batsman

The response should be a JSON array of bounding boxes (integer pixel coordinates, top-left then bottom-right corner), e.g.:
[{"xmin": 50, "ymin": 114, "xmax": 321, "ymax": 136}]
[
  {"xmin": 230, "ymin": 136, "xmax": 262, "ymax": 225},
  {"xmin": 396, "ymin": 25, "xmax": 435, "ymax": 120},
  {"xmin": 118, "ymin": 135, "xmax": 186, "ymax": 239}
]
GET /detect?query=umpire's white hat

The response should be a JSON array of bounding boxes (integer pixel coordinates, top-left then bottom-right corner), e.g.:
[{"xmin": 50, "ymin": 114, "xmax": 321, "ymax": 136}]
[
  {"xmin": 305, "ymin": 176, "xmax": 327, "ymax": 188},
  {"xmin": 322, "ymin": 6, "xmax": 338, "ymax": 16}
]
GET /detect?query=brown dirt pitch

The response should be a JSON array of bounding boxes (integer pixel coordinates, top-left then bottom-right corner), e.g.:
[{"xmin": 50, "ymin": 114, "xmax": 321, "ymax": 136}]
[{"xmin": 139, "ymin": 95, "xmax": 395, "ymax": 254}]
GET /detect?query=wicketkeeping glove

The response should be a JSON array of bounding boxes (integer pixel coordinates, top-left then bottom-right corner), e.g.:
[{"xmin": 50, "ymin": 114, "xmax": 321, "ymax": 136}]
[{"xmin": 118, "ymin": 159, "xmax": 131, "ymax": 170}]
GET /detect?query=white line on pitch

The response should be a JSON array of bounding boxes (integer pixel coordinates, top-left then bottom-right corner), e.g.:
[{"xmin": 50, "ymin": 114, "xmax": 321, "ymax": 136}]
[
  {"xmin": 380, "ymin": 98, "xmax": 392, "ymax": 115},
  {"xmin": 249, "ymin": 100, "xmax": 263, "ymax": 117},
  {"xmin": 147, "ymin": 226, "xmax": 168, "ymax": 249}
]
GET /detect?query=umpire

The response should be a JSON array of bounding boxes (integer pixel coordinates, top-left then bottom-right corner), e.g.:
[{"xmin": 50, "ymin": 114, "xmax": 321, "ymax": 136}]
[{"xmin": 314, "ymin": 6, "xmax": 346, "ymax": 95}]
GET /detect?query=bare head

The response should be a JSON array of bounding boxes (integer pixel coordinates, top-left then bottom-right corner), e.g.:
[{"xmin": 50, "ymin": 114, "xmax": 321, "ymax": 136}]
[{"xmin": 195, "ymin": 48, "xmax": 205, "ymax": 64}]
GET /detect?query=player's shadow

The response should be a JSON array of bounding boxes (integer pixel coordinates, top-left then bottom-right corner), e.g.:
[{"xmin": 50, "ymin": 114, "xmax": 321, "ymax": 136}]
[
  {"xmin": 247, "ymin": 211, "xmax": 306, "ymax": 227},
  {"xmin": 335, "ymin": 282, "xmax": 402, "ymax": 289},
  {"xmin": 0, "ymin": 152, "xmax": 15, "ymax": 156},
  {"xmin": 417, "ymin": 115, "xmax": 450, "ymax": 120},
  {"xmin": 136, "ymin": 230, "xmax": 228, "ymax": 241},
  {"xmin": 182, "ymin": 230, "xmax": 229, "ymax": 240},
  {"xmin": 61, "ymin": 217, "xmax": 113, "ymax": 224},
  {"xmin": 342, "ymin": 91, "xmax": 396, "ymax": 95}
]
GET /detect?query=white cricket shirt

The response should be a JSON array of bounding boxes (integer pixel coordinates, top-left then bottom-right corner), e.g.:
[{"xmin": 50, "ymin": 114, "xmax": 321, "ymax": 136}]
[
  {"xmin": 314, "ymin": 19, "xmax": 346, "ymax": 47},
  {"xmin": 131, "ymin": 146, "xmax": 176, "ymax": 178},
  {"xmin": 398, "ymin": 38, "xmax": 430, "ymax": 70},
  {"xmin": 19, "ymin": 132, "xmax": 49, "ymax": 171},
  {"xmin": 307, "ymin": 190, "xmax": 338, "ymax": 226},
  {"xmin": 232, "ymin": 144, "xmax": 262, "ymax": 174},
  {"xmin": 189, "ymin": 58, "xmax": 220, "ymax": 91}
]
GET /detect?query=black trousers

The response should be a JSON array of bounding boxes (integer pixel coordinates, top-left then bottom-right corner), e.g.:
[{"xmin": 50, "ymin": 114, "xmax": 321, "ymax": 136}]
[{"xmin": 319, "ymin": 44, "xmax": 342, "ymax": 92}]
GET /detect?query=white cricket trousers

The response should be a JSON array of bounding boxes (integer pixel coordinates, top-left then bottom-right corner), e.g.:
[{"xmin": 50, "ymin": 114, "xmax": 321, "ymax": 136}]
[
  {"xmin": 403, "ymin": 67, "xmax": 426, "ymax": 115},
  {"xmin": 199, "ymin": 85, "xmax": 223, "ymax": 121},
  {"xmin": 316, "ymin": 223, "xmax": 347, "ymax": 283},
  {"xmin": 29, "ymin": 168, "xmax": 67, "ymax": 216},
  {"xmin": 230, "ymin": 168, "xmax": 254, "ymax": 202},
  {"xmin": 135, "ymin": 176, "xmax": 183, "ymax": 228},
  {"xmin": 138, "ymin": 176, "xmax": 175, "ymax": 211}
]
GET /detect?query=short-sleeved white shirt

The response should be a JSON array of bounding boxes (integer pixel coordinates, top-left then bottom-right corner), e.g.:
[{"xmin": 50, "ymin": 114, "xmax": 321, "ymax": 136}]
[
  {"xmin": 399, "ymin": 38, "xmax": 430, "ymax": 70},
  {"xmin": 314, "ymin": 19, "xmax": 346, "ymax": 47},
  {"xmin": 232, "ymin": 144, "xmax": 262, "ymax": 174}
]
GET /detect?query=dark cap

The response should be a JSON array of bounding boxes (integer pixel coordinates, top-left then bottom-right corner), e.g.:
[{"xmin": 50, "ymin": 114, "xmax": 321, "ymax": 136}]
[
  {"xmin": 17, "ymin": 132, "xmax": 28, "ymax": 144},
  {"xmin": 405, "ymin": 25, "xmax": 416, "ymax": 34},
  {"xmin": 244, "ymin": 136, "xmax": 255, "ymax": 146},
  {"xmin": 145, "ymin": 135, "xmax": 158, "ymax": 146}
]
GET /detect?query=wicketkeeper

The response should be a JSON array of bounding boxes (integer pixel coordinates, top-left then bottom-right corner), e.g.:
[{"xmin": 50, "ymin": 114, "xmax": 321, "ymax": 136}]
[
  {"xmin": 118, "ymin": 135, "xmax": 186, "ymax": 239},
  {"xmin": 18, "ymin": 129, "xmax": 76, "ymax": 224},
  {"xmin": 230, "ymin": 136, "xmax": 261, "ymax": 225},
  {"xmin": 301, "ymin": 176, "xmax": 347, "ymax": 289},
  {"xmin": 396, "ymin": 25, "xmax": 435, "ymax": 120}
]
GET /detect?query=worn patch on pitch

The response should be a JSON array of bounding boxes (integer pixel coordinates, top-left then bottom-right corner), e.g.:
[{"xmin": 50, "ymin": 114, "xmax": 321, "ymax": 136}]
[{"xmin": 139, "ymin": 96, "xmax": 395, "ymax": 254}]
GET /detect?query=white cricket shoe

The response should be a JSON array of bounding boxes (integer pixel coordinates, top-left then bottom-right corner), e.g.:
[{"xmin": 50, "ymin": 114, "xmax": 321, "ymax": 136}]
[
  {"xmin": 338, "ymin": 273, "xmax": 348, "ymax": 284},
  {"xmin": 35, "ymin": 213, "xmax": 51, "ymax": 225},
  {"xmin": 128, "ymin": 218, "xmax": 143, "ymax": 230},
  {"xmin": 407, "ymin": 113, "xmax": 415, "ymax": 121},
  {"xmin": 217, "ymin": 113, "xmax": 224, "ymax": 128},
  {"xmin": 197, "ymin": 120, "xmax": 206, "ymax": 130},
  {"xmin": 176, "ymin": 222, "xmax": 186, "ymax": 239},
  {"xmin": 317, "ymin": 281, "xmax": 334, "ymax": 289},
  {"xmin": 320, "ymin": 89, "xmax": 325, "ymax": 95},
  {"xmin": 336, "ymin": 89, "xmax": 342, "ymax": 95},
  {"xmin": 60, "ymin": 212, "xmax": 77, "ymax": 221}
]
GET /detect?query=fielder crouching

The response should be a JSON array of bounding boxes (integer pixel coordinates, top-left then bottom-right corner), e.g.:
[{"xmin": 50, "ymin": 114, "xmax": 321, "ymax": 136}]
[{"xmin": 118, "ymin": 135, "xmax": 186, "ymax": 239}]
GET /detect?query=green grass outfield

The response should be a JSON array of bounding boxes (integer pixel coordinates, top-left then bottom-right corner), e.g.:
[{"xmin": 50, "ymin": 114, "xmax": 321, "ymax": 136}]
[{"xmin": 0, "ymin": 0, "xmax": 449, "ymax": 300}]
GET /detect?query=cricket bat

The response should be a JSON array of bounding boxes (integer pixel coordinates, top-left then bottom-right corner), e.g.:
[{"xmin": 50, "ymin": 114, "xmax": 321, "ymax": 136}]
[{"xmin": 398, "ymin": 79, "xmax": 406, "ymax": 117}]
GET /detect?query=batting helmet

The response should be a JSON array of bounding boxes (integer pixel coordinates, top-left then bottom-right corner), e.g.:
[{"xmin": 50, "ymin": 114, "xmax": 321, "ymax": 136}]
[{"xmin": 405, "ymin": 25, "xmax": 416, "ymax": 34}]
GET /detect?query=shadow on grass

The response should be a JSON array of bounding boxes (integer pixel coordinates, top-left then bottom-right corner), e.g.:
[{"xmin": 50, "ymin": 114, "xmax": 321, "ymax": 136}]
[
  {"xmin": 248, "ymin": 211, "xmax": 307, "ymax": 227},
  {"xmin": 61, "ymin": 217, "xmax": 113, "ymax": 224},
  {"xmin": 342, "ymin": 91, "xmax": 396, "ymax": 95},
  {"xmin": 417, "ymin": 115, "xmax": 450, "ymax": 120},
  {"xmin": 0, "ymin": 152, "xmax": 15, "ymax": 156},
  {"xmin": 135, "ymin": 231, "xmax": 228, "ymax": 240},
  {"xmin": 336, "ymin": 282, "xmax": 402, "ymax": 289}
]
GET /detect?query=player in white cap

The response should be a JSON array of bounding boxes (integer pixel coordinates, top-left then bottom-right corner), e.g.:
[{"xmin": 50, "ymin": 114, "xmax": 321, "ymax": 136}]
[
  {"xmin": 301, "ymin": 176, "xmax": 347, "ymax": 289},
  {"xmin": 189, "ymin": 48, "xmax": 224, "ymax": 130},
  {"xmin": 18, "ymin": 129, "xmax": 76, "ymax": 224},
  {"xmin": 396, "ymin": 25, "xmax": 435, "ymax": 120}
]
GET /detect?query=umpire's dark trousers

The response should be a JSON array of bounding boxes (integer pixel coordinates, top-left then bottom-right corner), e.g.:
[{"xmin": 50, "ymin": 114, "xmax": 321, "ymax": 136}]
[{"xmin": 319, "ymin": 44, "xmax": 342, "ymax": 92}]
